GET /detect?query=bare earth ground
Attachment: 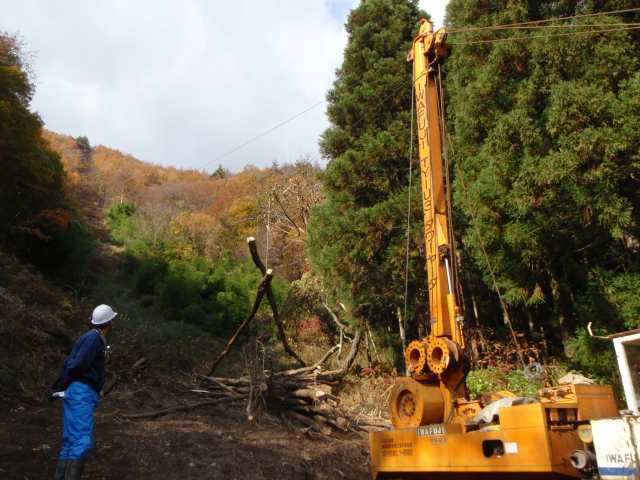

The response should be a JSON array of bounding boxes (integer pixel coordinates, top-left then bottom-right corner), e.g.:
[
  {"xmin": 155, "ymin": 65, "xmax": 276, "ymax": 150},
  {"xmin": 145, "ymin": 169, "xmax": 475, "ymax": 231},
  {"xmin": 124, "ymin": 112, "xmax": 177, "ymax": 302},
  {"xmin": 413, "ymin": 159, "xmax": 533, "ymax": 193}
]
[{"xmin": 0, "ymin": 394, "xmax": 371, "ymax": 480}]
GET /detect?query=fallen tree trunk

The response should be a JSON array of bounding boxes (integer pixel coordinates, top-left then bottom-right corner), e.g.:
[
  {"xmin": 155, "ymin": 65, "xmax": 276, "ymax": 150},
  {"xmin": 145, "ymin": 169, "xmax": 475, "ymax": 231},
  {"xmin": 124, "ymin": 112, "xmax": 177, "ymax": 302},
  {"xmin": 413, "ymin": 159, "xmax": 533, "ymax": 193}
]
[
  {"xmin": 321, "ymin": 301, "xmax": 352, "ymax": 360},
  {"xmin": 119, "ymin": 396, "xmax": 241, "ymax": 420},
  {"xmin": 311, "ymin": 324, "xmax": 362, "ymax": 382}
]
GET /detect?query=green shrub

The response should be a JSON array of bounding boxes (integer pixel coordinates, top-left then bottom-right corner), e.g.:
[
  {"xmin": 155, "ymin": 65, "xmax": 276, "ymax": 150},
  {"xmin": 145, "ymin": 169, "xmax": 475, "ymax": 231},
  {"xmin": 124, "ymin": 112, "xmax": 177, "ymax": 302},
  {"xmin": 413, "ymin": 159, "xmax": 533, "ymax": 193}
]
[
  {"xmin": 466, "ymin": 367, "xmax": 502, "ymax": 400},
  {"xmin": 135, "ymin": 259, "xmax": 165, "ymax": 295},
  {"xmin": 160, "ymin": 267, "xmax": 201, "ymax": 311},
  {"xmin": 202, "ymin": 260, "xmax": 262, "ymax": 335},
  {"xmin": 106, "ymin": 203, "xmax": 136, "ymax": 245},
  {"xmin": 505, "ymin": 370, "xmax": 541, "ymax": 398},
  {"xmin": 466, "ymin": 367, "xmax": 543, "ymax": 399},
  {"xmin": 566, "ymin": 328, "xmax": 618, "ymax": 384}
]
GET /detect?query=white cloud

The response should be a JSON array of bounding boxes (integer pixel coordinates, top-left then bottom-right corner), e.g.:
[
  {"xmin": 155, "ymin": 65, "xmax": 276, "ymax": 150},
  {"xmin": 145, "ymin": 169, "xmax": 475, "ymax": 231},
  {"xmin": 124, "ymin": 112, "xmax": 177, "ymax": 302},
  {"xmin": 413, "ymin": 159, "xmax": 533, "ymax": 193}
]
[
  {"xmin": 3, "ymin": 0, "xmax": 448, "ymax": 172},
  {"xmin": 423, "ymin": 0, "xmax": 448, "ymax": 29}
]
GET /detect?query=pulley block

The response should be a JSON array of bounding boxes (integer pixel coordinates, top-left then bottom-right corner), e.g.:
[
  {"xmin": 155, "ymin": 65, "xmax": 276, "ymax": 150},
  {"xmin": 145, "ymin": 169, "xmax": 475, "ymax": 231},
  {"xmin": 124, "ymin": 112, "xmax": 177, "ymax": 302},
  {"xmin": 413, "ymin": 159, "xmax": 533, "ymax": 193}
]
[
  {"xmin": 390, "ymin": 377, "xmax": 444, "ymax": 428},
  {"xmin": 405, "ymin": 340, "xmax": 428, "ymax": 375},
  {"xmin": 426, "ymin": 337, "xmax": 460, "ymax": 375}
]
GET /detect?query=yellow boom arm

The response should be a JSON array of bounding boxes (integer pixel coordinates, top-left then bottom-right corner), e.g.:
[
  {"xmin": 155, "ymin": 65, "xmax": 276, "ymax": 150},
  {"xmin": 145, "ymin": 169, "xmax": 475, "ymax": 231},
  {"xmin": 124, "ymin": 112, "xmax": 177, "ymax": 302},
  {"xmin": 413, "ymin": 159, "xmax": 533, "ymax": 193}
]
[
  {"xmin": 391, "ymin": 19, "xmax": 470, "ymax": 429},
  {"xmin": 412, "ymin": 19, "xmax": 464, "ymax": 346},
  {"xmin": 403, "ymin": 20, "xmax": 465, "ymax": 384}
]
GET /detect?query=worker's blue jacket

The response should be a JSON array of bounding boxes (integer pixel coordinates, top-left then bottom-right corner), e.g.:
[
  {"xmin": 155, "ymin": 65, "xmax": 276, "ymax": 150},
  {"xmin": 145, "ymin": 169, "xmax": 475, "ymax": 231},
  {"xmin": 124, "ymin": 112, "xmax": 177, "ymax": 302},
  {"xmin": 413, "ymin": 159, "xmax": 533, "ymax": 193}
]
[{"xmin": 58, "ymin": 329, "xmax": 107, "ymax": 395}]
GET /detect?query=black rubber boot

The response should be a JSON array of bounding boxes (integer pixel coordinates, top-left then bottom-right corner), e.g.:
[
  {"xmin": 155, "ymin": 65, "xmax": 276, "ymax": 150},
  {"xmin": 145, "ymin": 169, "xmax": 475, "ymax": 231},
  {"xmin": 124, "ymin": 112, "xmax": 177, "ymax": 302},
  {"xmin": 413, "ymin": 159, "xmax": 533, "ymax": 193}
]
[
  {"xmin": 64, "ymin": 459, "xmax": 84, "ymax": 480},
  {"xmin": 54, "ymin": 459, "xmax": 67, "ymax": 480}
]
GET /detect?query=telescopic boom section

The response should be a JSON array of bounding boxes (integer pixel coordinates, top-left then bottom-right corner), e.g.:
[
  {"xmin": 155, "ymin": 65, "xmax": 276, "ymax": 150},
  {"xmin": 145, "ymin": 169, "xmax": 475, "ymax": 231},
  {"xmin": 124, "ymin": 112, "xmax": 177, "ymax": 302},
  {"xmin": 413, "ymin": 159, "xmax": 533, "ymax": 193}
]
[
  {"xmin": 397, "ymin": 19, "xmax": 467, "ymax": 395},
  {"xmin": 387, "ymin": 20, "xmax": 471, "ymax": 430},
  {"xmin": 411, "ymin": 20, "xmax": 463, "ymax": 348}
]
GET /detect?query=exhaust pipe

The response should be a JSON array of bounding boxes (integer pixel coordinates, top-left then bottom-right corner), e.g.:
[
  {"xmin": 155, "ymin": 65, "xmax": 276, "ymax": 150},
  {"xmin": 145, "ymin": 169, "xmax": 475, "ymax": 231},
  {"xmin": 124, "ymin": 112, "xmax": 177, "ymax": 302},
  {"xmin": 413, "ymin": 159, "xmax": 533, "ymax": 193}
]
[{"xmin": 570, "ymin": 449, "xmax": 596, "ymax": 470}]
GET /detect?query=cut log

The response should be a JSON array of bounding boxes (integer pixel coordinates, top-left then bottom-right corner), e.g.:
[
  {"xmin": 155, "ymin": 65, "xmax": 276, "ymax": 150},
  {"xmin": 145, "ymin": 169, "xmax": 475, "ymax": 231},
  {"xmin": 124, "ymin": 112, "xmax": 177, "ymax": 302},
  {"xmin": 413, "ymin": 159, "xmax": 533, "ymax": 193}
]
[
  {"xmin": 291, "ymin": 388, "xmax": 327, "ymax": 401},
  {"xmin": 286, "ymin": 411, "xmax": 332, "ymax": 435}
]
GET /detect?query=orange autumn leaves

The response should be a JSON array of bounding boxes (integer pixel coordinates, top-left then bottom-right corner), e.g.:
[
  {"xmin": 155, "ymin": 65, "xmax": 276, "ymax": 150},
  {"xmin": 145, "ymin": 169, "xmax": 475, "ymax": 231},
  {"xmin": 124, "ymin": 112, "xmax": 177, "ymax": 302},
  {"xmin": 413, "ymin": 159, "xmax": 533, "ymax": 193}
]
[{"xmin": 45, "ymin": 130, "xmax": 323, "ymax": 280}]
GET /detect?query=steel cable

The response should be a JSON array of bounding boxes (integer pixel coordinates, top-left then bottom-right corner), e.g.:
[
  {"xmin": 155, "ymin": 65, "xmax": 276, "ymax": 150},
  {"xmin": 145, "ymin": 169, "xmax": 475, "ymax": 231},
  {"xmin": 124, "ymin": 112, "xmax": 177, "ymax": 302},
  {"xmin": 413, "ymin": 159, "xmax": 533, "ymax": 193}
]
[
  {"xmin": 450, "ymin": 24, "xmax": 640, "ymax": 46},
  {"xmin": 402, "ymin": 79, "xmax": 415, "ymax": 351},
  {"xmin": 447, "ymin": 6, "xmax": 640, "ymax": 33}
]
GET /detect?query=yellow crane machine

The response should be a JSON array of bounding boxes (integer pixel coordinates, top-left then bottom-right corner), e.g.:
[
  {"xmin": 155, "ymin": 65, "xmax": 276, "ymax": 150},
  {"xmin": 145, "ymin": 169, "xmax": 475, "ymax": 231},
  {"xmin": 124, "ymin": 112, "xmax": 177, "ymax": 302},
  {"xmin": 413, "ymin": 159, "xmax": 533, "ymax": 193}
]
[{"xmin": 368, "ymin": 19, "xmax": 618, "ymax": 480}]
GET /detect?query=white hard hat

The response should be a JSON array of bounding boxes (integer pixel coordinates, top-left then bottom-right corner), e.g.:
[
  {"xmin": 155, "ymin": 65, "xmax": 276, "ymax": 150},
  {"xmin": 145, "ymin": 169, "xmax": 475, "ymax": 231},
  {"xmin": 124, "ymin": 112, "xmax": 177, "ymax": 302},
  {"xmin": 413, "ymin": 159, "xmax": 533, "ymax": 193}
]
[{"xmin": 91, "ymin": 304, "xmax": 117, "ymax": 325}]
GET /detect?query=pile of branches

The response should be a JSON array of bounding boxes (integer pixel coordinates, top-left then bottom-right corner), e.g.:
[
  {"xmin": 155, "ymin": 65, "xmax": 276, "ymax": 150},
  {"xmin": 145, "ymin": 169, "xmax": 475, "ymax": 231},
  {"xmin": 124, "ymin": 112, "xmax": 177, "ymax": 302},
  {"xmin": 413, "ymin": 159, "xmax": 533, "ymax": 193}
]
[
  {"xmin": 193, "ymin": 352, "xmax": 389, "ymax": 434},
  {"xmin": 471, "ymin": 326, "xmax": 544, "ymax": 369},
  {"xmin": 121, "ymin": 336, "xmax": 389, "ymax": 432},
  {"xmin": 121, "ymin": 237, "xmax": 390, "ymax": 433}
]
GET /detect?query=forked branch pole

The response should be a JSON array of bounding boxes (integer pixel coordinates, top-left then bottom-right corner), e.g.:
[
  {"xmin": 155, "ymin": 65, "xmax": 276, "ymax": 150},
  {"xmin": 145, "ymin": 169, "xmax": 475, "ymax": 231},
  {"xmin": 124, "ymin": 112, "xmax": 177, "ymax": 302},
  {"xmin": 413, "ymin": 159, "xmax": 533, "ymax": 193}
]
[
  {"xmin": 247, "ymin": 237, "xmax": 305, "ymax": 367},
  {"xmin": 208, "ymin": 270, "xmax": 273, "ymax": 376},
  {"xmin": 188, "ymin": 239, "xmax": 375, "ymax": 433}
]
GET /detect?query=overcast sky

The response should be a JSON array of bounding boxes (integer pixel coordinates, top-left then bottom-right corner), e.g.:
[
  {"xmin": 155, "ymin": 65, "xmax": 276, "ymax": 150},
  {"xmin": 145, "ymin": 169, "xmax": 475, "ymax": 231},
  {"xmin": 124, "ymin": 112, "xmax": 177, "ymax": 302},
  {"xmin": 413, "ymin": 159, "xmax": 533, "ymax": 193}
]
[{"xmin": 4, "ymin": 1, "xmax": 448, "ymax": 172}]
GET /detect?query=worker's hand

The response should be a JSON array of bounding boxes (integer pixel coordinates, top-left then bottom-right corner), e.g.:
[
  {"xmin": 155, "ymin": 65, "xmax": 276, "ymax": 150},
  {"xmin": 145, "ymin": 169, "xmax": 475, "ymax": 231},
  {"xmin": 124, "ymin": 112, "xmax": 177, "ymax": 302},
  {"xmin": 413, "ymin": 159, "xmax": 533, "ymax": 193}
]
[{"xmin": 49, "ymin": 391, "xmax": 65, "ymax": 401}]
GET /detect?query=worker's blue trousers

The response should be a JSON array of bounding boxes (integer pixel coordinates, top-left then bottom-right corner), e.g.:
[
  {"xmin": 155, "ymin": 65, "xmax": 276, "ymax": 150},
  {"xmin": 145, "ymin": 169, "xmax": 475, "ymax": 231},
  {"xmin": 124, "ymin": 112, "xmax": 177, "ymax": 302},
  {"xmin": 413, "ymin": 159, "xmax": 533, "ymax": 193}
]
[{"xmin": 58, "ymin": 381, "xmax": 100, "ymax": 460}]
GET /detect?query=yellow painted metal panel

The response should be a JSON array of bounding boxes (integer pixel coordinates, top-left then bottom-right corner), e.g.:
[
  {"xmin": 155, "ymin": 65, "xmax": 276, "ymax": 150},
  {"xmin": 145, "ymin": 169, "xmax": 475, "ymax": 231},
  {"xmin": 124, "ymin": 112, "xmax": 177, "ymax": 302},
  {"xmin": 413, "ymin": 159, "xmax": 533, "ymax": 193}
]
[{"xmin": 370, "ymin": 403, "xmax": 585, "ymax": 479}]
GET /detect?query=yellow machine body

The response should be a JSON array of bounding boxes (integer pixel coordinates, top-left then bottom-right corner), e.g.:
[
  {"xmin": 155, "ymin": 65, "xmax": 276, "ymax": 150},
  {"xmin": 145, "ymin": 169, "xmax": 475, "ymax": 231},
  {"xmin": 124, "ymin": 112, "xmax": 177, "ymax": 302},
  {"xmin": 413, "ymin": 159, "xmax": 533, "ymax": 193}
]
[
  {"xmin": 368, "ymin": 19, "xmax": 619, "ymax": 479},
  {"xmin": 370, "ymin": 384, "xmax": 618, "ymax": 479}
]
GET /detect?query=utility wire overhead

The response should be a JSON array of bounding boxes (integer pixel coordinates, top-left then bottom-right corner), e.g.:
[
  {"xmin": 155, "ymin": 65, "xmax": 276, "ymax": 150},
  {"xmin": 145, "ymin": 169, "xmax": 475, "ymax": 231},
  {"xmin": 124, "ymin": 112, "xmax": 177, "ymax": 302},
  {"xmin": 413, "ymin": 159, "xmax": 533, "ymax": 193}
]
[
  {"xmin": 201, "ymin": 78, "xmax": 411, "ymax": 171},
  {"xmin": 447, "ymin": 6, "xmax": 640, "ymax": 33},
  {"xmin": 201, "ymin": 7, "xmax": 640, "ymax": 170},
  {"xmin": 457, "ymin": 21, "xmax": 640, "ymax": 31},
  {"xmin": 203, "ymin": 99, "xmax": 325, "ymax": 169},
  {"xmin": 449, "ymin": 24, "xmax": 640, "ymax": 45}
]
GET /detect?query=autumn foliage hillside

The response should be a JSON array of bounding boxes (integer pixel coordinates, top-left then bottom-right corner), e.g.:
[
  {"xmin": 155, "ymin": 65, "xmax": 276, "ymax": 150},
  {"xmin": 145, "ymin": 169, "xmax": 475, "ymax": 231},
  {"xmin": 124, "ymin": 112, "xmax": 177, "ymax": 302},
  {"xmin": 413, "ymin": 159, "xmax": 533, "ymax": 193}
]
[
  {"xmin": 43, "ymin": 130, "xmax": 322, "ymax": 278},
  {"xmin": 39, "ymin": 130, "xmax": 330, "ymax": 367},
  {"xmin": 42, "ymin": 131, "xmax": 206, "ymax": 224}
]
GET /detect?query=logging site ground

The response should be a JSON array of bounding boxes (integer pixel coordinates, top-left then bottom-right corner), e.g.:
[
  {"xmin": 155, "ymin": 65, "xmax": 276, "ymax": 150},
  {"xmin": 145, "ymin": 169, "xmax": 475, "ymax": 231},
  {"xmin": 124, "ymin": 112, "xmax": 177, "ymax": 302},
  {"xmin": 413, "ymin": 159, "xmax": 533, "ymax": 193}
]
[{"xmin": 0, "ymin": 394, "xmax": 370, "ymax": 479}]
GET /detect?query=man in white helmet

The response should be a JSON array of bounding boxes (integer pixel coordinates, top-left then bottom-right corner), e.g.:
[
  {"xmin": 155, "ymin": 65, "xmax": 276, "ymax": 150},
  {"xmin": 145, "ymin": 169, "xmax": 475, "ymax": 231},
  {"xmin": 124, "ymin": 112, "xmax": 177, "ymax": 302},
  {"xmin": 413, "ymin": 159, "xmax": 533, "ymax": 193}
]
[{"xmin": 52, "ymin": 304, "xmax": 117, "ymax": 480}]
